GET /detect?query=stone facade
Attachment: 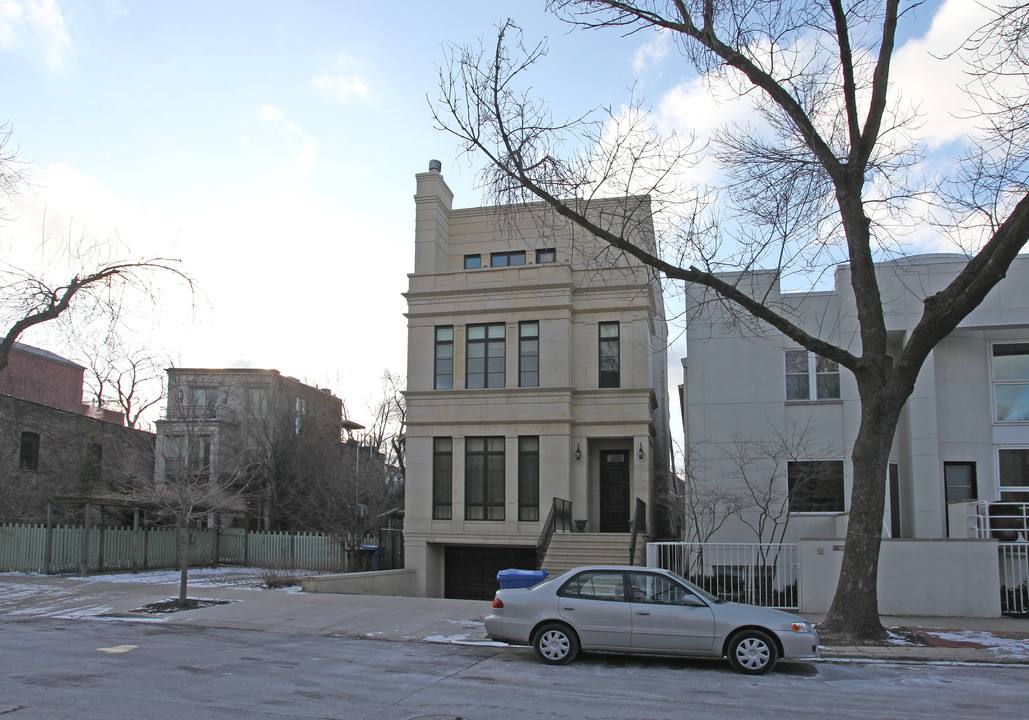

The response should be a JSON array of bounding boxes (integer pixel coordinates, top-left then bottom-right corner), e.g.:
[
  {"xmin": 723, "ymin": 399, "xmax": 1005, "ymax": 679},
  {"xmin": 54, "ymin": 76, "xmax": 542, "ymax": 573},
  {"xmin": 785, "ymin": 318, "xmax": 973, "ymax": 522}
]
[
  {"xmin": 683, "ymin": 254, "xmax": 1029, "ymax": 542},
  {"xmin": 403, "ymin": 164, "xmax": 671, "ymax": 598}
]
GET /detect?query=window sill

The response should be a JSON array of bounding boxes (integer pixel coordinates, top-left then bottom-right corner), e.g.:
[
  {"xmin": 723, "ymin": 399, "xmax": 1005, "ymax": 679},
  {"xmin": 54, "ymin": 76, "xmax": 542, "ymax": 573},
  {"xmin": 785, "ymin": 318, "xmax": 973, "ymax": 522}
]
[{"xmin": 785, "ymin": 399, "xmax": 843, "ymax": 406}]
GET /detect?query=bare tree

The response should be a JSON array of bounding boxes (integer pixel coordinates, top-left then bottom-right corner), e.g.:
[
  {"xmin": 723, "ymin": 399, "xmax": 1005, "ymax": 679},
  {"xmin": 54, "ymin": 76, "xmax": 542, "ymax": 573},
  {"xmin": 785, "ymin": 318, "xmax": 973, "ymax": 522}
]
[
  {"xmin": 132, "ymin": 394, "xmax": 257, "ymax": 605},
  {"xmin": 363, "ymin": 369, "xmax": 407, "ymax": 476},
  {"xmin": 78, "ymin": 333, "xmax": 167, "ymax": 430},
  {"xmin": 433, "ymin": 3, "xmax": 1029, "ymax": 641}
]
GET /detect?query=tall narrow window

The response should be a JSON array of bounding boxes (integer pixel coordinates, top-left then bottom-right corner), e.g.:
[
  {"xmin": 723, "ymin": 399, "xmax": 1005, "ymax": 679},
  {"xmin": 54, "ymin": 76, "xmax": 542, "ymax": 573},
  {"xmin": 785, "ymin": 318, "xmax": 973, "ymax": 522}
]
[
  {"xmin": 245, "ymin": 386, "xmax": 268, "ymax": 449},
  {"xmin": 295, "ymin": 397, "xmax": 306, "ymax": 435},
  {"xmin": 467, "ymin": 323, "xmax": 505, "ymax": 389},
  {"xmin": 993, "ymin": 343, "xmax": 1029, "ymax": 422},
  {"xmin": 518, "ymin": 436, "xmax": 540, "ymax": 521},
  {"xmin": 785, "ymin": 350, "xmax": 840, "ymax": 400},
  {"xmin": 434, "ymin": 326, "xmax": 454, "ymax": 390},
  {"xmin": 19, "ymin": 431, "xmax": 39, "ymax": 471},
  {"xmin": 999, "ymin": 449, "xmax": 1029, "ymax": 501},
  {"xmin": 466, "ymin": 436, "xmax": 505, "ymax": 520},
  {"xmin": 433, "ymin": 438, "xmax": 453, "ymax": 520},
  {"xmin": 519, "ymin": 321, "xmax": 539, "ymax": 387},
  {"xmin": 599, "ymin": 322, "xmax": 620, "ymax": 389},
  {"xmin": 191, "ymin": 386, "xmax": 217, "ymax": 419}
]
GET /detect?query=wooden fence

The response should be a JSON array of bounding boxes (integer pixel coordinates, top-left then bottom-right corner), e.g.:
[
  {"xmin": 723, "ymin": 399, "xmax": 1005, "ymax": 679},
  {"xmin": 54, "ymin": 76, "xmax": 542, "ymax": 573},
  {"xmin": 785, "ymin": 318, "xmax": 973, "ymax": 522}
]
[{"xmin": 0, "ymin": 523, "xmax": 399, "ymax": 575}]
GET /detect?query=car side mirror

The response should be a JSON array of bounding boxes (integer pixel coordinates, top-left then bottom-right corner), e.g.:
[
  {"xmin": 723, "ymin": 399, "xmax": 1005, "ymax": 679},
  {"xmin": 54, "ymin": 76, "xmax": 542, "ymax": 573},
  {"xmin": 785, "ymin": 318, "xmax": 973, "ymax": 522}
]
[{"xmin": 681, "ymin": 595, "xmax": 706, "ymax": 607}]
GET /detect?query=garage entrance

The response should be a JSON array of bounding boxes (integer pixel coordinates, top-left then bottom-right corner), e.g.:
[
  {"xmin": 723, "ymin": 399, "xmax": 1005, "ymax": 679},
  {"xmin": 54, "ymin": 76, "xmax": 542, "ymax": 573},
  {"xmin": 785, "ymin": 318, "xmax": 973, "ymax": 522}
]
[{"xmin": 443, "ymin": 545, "xmax": 537, "ymax": 600}]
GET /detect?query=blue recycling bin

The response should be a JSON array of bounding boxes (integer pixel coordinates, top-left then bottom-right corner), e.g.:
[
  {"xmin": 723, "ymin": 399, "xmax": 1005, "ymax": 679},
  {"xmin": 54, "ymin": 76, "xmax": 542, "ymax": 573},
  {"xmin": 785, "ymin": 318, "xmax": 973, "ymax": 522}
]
[{"xmin": 497, "ymin": 568, "xmax": 548, "ymax": 589}]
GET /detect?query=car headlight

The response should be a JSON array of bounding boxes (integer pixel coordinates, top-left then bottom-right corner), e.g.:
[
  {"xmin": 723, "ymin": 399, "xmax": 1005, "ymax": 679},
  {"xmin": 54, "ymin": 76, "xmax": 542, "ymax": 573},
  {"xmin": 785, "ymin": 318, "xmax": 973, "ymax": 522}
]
[{"xmin": 784, "ymin": 621, "xmax": 814, "ymax": 633}]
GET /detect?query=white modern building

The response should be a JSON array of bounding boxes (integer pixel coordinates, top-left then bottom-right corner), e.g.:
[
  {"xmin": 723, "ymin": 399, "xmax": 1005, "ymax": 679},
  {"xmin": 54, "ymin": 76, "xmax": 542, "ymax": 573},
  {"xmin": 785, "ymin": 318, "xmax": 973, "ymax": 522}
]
[
  {"xmin": 682, "ymin": 254, "xmax": 1029, "ymax": 545},
  {"xmin": 403, "ymin": 162, "xmax": 672, "ymax": 599}
]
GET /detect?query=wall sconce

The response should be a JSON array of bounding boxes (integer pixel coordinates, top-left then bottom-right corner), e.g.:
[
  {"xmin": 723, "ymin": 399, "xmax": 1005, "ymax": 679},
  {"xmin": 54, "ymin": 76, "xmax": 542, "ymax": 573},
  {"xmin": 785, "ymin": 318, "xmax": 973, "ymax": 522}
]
[
  {"xmin": 637, "ymin": 443, "xmax": 645, "ymax": 460},
  {"xmin": 575, "ymin": 443, "xmax": 582, "ymax": 461}
]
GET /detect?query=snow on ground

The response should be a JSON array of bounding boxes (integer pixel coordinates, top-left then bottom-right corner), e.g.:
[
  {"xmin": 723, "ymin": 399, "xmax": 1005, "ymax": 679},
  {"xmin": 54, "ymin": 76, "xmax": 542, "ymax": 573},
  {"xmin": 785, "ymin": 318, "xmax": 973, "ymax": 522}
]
[{"xmin": 921, "ymin": 630, "xmax": 1029, "ymax": 659}]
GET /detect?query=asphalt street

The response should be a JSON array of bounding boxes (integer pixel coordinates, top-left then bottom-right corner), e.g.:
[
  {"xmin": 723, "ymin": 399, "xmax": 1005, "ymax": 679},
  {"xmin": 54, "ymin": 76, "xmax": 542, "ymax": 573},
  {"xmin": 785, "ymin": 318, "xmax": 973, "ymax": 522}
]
[{"xmin": 2, "ymin": 618, "xmax": 1028, "ymax": 720}]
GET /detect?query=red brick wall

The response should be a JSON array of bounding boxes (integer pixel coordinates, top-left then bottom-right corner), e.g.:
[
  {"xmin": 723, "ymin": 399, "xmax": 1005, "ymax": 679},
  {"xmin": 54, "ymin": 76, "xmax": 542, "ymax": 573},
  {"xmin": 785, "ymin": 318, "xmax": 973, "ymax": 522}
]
[{"xmin": 0, "ymin": 345, "xmax": 85, "ymax": 414}]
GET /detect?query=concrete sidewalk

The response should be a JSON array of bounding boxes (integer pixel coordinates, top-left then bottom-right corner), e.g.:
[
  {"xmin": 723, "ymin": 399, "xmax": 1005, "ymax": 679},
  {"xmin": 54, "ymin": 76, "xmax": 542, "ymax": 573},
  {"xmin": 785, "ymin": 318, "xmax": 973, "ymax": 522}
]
[{"xmin": 2, "ymin": 571, "xmax": 1028, "ymax": 665}]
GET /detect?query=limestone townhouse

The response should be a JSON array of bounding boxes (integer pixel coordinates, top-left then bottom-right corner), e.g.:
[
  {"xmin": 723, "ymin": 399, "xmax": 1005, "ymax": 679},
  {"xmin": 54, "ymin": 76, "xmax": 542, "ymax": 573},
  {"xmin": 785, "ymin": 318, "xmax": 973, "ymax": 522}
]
[{"xmin": 403, "ymin": 162, "xmax": 672, "ymax": 599}]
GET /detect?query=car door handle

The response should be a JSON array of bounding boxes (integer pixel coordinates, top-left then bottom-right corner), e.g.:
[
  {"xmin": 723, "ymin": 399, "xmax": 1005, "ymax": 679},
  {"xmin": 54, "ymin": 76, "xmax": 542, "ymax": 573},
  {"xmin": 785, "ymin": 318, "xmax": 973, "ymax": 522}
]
[
  {"xmin": 635, "ymin": 611, "xmax": 650, "ymax": 616},
  {"xmin": 562, "ymin": 606, "xmax": 575, "ymax": 611}
]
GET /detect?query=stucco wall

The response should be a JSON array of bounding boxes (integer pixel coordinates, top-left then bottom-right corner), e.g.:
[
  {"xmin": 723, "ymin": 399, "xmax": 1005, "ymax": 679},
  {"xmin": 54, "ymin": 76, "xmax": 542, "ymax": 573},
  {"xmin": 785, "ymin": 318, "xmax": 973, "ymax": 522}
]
[
  {"xmin": 302, "ymin": 568, "xmax": 416, "ymax": 596},
  {"xmin": 798, "ymin": 538, "xmax": 1001, "ymax": 617}
]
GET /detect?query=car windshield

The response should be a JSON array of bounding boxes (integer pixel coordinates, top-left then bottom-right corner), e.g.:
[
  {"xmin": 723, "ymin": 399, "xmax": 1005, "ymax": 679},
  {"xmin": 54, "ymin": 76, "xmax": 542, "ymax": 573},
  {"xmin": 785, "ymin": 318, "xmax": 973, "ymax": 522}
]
[{"xmin": 664, "ymin": 570, "xmax": 725, "ymax": 603}]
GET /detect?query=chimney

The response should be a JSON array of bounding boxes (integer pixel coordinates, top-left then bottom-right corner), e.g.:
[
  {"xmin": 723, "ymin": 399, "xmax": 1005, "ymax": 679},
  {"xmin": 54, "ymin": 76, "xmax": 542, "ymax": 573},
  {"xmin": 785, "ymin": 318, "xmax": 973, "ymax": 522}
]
[{"xmin": 414, "ymin": 159, "xmax": 453, "ymax": 274}]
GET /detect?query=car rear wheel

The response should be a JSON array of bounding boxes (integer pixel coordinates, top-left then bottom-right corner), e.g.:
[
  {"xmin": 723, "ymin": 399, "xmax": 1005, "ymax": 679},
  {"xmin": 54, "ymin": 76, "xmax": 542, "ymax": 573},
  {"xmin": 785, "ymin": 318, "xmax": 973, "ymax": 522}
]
[
  {"xmin": 727, "ymin": 630, "xmax": 778, "ymax": 675},
  {"xmin": 532, "ymin": 623, "xmax": 580, "ymax": 665}
]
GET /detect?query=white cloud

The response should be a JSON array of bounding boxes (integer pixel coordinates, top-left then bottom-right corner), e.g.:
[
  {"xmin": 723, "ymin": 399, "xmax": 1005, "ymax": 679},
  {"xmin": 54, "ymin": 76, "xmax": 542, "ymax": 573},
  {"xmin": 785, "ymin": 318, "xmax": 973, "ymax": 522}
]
[
  {"xmin": 633, "ymin": 29, "xmax": 671, "ymax": 73},
  {"xmin": 253, "ymin": 105, "xmax": 319, "ymax": 190},
  {"xmin": 0, "ymin": 0, "xmax": 70, "ymax": 69},
  {"xmin": 258, "ymin": 104, "xmax": 283, "ymax": 122},
  {"xmin": 311, "ymin": 52, "xmax": 372, "ymax": 103}
]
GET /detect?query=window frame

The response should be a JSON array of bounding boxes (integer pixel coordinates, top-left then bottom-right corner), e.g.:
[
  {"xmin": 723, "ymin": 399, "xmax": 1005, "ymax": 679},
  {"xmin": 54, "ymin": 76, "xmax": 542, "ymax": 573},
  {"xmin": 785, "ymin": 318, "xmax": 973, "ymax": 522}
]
[
  {"xmin": 432, "ymin": 437, "xmax": 453, "ymax": 520},
  {"xmin": 434, "ymin": 325, "xmax": 454, "ymax": 390},
  {"xmin": 599, "ymin": 321, "xmax": 620, "ymax": 389},
  {"xmin": 518, "ymin": 436, "xmax": 540, "ymax": 522},
  {"xmin": 785, "ymin": 349, "xmax": 841, "ymax": 401},
  {"xmin": 466, "ymin": 323, "xmax": 506, "ymax": 389},
  {"xmin": 991, "ymin": 342, "xmax": 1029, "ymax": 423},
  {"xmin": 943, "ymin": 461, "xmax": 978, "ymax": 503},
  {"xmin": 465, "ymin": 436, "xmax": 505, "ymax": 521},
  {"xmin": 19, "ymin": 431, "xmax": 40, "ymax": 471},
  {"xmin": 787, "ymin": 460, "xmax": 846, "ymax": 513},
  {"xmin": 998, "ymin": 447, "xmax": 1029, "ymax": 501},
  {"xmin": 490, "ymin": 251, "xmax": 526, "ymax": 267},
  {"xmin": 518, "ymin": 321, "xmax": 539, "ymax": 388},
  {"xmin": 464, "ymin": 254, "xmax": 481, "ymax": 269}
]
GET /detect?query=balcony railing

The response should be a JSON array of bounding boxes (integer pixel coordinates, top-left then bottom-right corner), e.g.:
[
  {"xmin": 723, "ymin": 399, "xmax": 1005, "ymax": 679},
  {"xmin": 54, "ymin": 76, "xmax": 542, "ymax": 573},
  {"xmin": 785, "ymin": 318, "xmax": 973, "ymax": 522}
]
[
  {"xmin": 166, "ymin": 404, "xmax": 238, "ymax": 423},
  {"xmin": 968, "ymin": 501, "xmax": 1029, "ymax": 541}
]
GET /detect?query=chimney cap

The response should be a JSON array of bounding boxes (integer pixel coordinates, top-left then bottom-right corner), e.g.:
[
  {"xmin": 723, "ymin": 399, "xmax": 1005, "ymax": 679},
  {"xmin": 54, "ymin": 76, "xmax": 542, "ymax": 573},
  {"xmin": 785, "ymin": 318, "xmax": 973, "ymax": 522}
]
[{"xmin": 428, "ymin": 159, "xmax": 442, "ymax": 173}]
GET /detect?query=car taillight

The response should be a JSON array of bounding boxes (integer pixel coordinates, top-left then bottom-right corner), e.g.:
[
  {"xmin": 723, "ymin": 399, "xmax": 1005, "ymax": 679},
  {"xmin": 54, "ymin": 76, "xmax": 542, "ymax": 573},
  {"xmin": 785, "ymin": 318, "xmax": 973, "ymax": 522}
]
[{"xmin": 492, "ymin": 596, "xmax": 504, "ymax": 609}]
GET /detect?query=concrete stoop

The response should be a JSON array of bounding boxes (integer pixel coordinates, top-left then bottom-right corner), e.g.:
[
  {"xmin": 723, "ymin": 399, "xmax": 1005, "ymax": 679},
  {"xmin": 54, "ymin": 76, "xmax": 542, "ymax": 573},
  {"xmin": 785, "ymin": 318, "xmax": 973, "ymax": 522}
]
[{"xmin": 541, "ymin": 532, "xmax": 648, "ymax": 576}]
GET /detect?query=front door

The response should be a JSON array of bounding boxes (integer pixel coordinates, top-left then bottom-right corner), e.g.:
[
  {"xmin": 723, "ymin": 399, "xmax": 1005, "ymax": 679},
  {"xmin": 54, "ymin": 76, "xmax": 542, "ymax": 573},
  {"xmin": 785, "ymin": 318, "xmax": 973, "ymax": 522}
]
[{"xmin": 599, "ymin": 450, "xmax": 630, "ymax": 533}]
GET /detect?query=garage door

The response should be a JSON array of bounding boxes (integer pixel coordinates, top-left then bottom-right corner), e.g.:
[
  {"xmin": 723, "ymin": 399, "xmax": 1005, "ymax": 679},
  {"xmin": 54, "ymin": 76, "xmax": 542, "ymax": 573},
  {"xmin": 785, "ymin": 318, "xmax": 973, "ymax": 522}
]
[{"xmin": 444, "ymin": 546, "xmax": 537, "ymax": 600}]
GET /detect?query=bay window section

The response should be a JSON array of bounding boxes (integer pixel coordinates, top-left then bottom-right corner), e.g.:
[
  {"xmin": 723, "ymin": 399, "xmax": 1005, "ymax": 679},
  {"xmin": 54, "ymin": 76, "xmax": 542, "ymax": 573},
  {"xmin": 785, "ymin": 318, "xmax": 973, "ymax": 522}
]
[{"xmin": 466, "ymin": 436, "xmax": 505, "ymax": 520}]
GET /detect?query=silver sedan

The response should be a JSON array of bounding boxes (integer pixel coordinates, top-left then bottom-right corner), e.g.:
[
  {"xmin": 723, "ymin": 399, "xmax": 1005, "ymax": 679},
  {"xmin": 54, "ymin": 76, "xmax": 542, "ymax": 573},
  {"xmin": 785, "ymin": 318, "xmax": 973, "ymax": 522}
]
[{"xmin": 484, "ymin": 565, "xmax": 819, "ymax": 674}]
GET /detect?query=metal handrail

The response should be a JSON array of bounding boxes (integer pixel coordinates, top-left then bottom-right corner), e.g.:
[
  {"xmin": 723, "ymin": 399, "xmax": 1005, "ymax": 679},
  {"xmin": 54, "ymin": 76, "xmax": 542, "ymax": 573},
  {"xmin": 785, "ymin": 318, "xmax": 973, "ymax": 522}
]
[
  {"xmin": 536, "ymin": 497, "xmax": 572, "ymax": 569},
  {"xmin": 628, "ymin": 497, "xmax": 647, "ymax": 566}
]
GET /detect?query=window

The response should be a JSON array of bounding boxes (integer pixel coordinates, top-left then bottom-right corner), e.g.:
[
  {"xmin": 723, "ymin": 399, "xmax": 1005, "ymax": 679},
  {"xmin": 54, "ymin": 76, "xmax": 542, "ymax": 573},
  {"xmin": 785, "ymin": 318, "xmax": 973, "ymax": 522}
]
[
  {"xmin": 558, "ymin": 570, "xmax": 626, "ymax": 601},
  {"xmin": 434, "ymin": 326, "xmax": 454, "ymax": 390},
  {"xmin": 490, "ymin": 251, "xmax": 526, "ymax": 267},
  {"xmin": 244, "ymin": 386, "xmax": 267, "ymax": 449},
  {"xmin": 295, "ymin": 397, "xmax": 306, "ymax": 435},
  {"xmin": 19, "ymin": 431, "xmax": 39, "ymax": 471},
  {"xmin": 944, "ymin": 462, "xmax": 978, "ymax": 502},
  {"xmin": 536, "ymin": 248, "xmax": 556, "ymax": 264},
  {"xmin": 465, "ymin": 436, "xmax": 505, "ymax": 520},
  {"xmin": 467, "ymin": 323, "xmax": 505, "ymax": 389},
  {"xmin": 184, "ymin": 386, "xmax": 218, "ymax": 419},
  {"xmin": 519, "ymin": 321, "xmax": 539, "ymax": 388},
  {"xmin": 433, "ymin": 438, "xmax": 453, "ymax": 520},
  {"xmin": 165, "ymin": 435, "xmax": 211, "ymax": 479},
  {"xmin": 785, "ymin": 350, "xmax": 840, "ymax": 401},
  {"xmin": 82, "ymin": 442, "xmax": 103, "ymax": 484},
  {"xmin": 599, "ymin": 322, "xmax": 620, "ymax": 389},
  {"xmin": 464, "ymin": 254, "xmax": 481, "ymax": 269},
  {"xmin": 999, "ymin": 449, "xmax": 1029, "ymax": 501},
  {"xmin": 787, "ymin": 460, "xmax": 845, "ymax": 512},
  {"xmin": 993, "ymin": 343, "xmax": 1029, "ymax": 422},
  {"xmin": 628, "ymin": 572, "xmax": 690, "ymax": 605},
  {"xmin": 518, "ymin": 436, "xmax": 540, "ymax": 521}
]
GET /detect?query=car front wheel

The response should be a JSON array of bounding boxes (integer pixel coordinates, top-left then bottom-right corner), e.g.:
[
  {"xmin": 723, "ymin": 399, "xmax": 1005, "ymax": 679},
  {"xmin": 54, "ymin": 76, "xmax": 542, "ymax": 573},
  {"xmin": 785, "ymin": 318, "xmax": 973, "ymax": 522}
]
[
  {"xmin": 727, "ymin": 630, "xmax": 778, "ymax": 674},
  {"xmin": 532, "ymin": 623, "xmax": 580, "ymax": 665}
]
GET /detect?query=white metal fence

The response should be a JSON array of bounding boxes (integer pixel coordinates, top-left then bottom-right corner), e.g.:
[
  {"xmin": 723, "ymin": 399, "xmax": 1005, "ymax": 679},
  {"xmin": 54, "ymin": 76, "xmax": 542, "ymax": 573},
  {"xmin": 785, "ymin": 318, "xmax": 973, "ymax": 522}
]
[
  {"xmin": 648, "ymin": 542, "xmax": 800, "ymax": 609},
  {"xmin": 1000, "ymin": 542, "xmax": 1029, "ymax": 616}
]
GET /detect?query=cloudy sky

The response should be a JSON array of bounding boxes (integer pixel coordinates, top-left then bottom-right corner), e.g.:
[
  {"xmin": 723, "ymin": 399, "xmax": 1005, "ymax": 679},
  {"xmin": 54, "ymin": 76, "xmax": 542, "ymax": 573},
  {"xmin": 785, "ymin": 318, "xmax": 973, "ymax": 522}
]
[{"xmin": 0, "ymin": 0, "xmax": 1002, "ymax": 426}]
